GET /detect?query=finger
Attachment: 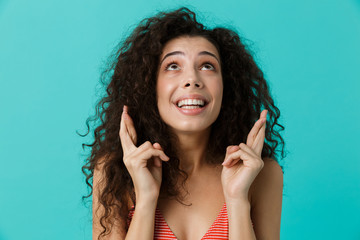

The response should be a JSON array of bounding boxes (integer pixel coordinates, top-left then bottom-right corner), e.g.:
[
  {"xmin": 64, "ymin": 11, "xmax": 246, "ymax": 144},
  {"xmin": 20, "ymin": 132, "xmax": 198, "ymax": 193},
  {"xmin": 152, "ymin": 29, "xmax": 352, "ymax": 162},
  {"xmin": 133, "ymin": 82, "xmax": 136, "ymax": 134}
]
[
  {"xmin": 153, "ymin": 142, "xmax": 162, "ymax": 150},
  {"xmin": 124, "ymin": 143, "xmax": 170, "ymax": 169},
  {"xmin": 226, "ymin": 145, "xmax": 240, "ymax": 154},
  {"xmin": 246, "ymin": 116, "xmax": 265, "ymax": 148},
  {"xmin": 222, "ymin": 145, "xmax": 240, "ymax": 167},
  {"xmin": 119, "ymin": 109, "xmax": 136, "ymax": 155},
  {"xmin": 260, "ymin": 109, "xmax": 268, "ymax": 119},
  {"xmin": 252, "ymin": 121, "xmax": 266, "ymax": 156},
  {"xmin": 137, "ymin": 148, "xmax": 170, "ymax": 167},
  {"xmin": 123, "ymin": 106, "xmax": 137, "ymax": 145},
  {"xmin": 153, "ymin": 143, "xmax": 164, "ymax": 167},
  {"xmin": 137, "ymin": 141, "xmax": 169, "ymax": 162},
  {"xmin": 238, "ymin": 143, "xmax": 258, "ymax": 158},
  {"xmin": 246, "ymin": 110, "xmax": 267, "ymax": 148},
  {"xmin": 249, "ymin": 109, "xmax": 267, "ymax": 156},
  {"xmin": 222, "ymin": 148, "xmax": 251, "ymax": 167},
  {"xmin": 239, "ymin": 143, "xmax": 264, "ymax": 168}
]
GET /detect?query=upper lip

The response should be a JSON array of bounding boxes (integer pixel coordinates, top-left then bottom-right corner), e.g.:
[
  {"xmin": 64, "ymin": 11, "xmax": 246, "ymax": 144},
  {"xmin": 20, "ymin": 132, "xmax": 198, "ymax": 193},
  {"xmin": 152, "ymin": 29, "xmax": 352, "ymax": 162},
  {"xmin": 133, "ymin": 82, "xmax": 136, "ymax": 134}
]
[{"xmin": 174, "ymin": 94, "xmax": 209, "ymax": 106}]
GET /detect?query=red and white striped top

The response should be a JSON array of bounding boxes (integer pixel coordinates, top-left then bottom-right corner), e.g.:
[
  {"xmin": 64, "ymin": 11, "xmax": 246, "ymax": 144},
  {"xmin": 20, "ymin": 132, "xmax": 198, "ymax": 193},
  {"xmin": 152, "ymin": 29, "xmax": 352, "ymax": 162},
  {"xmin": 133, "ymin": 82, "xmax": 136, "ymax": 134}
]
[{"xmin": 127, "ymin": 203, "xmax": 229, "ymax": 239}]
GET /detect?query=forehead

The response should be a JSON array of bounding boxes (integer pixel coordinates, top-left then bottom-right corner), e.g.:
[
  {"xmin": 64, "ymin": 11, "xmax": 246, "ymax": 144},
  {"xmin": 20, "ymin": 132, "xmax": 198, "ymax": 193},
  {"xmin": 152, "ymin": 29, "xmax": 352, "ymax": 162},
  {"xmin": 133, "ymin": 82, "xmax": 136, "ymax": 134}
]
[{"xmin": 160, "ymin": 36, "xmax": 219, "ymax": 58}]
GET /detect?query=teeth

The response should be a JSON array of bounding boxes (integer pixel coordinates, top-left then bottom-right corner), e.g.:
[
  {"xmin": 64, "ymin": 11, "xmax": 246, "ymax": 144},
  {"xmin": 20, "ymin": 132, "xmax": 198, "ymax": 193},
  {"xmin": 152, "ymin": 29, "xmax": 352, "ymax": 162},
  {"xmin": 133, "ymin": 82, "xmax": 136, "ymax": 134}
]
[
  {"xmin": 177, "ymin": 99, "xmax": 205, "ymax": 108},
  {"xmin": 182, "ymin": 106, "xmax": 201, "ymax": 109}
]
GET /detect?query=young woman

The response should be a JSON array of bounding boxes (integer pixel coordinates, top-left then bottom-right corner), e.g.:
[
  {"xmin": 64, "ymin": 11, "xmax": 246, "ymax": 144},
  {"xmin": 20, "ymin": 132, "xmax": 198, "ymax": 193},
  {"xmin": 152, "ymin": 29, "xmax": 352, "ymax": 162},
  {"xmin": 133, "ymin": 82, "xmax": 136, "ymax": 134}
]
[{"xmin": 82, "ymin": 7, "xmax": 285, "ymax": 240}]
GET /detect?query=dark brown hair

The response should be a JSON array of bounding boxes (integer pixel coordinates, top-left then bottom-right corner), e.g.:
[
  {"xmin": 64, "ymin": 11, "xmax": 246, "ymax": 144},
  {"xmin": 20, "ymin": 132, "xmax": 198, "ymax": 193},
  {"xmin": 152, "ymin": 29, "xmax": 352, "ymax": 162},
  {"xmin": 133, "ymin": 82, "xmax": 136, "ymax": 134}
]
[{"xmin": 81, "ymin": 7, "xmax": 285, "ymax": 239}]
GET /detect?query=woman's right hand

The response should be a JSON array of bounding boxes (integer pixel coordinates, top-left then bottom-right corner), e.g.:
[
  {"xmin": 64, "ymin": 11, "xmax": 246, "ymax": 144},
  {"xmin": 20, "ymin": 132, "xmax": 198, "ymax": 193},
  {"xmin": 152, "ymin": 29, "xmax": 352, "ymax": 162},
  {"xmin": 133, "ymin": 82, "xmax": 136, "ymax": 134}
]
[{"xmin": 119, "ymin": 106, "xmax": 169, "ymax": 202}]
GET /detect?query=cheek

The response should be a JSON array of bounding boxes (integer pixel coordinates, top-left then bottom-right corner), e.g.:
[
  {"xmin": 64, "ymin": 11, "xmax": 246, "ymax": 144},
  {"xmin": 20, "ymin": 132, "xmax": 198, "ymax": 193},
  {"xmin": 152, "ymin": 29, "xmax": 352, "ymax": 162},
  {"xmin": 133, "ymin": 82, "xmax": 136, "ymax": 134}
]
[
  {"xmin": 156, "ymin": 79, "xmax": 174, "ymax": 108},
  {"xmin": 212, "ymin": 77, "xmax": 224, "ymax": 104},
  {"xmin": 218, "ymin": 80, "xmax": 224, "ymax": 98}
]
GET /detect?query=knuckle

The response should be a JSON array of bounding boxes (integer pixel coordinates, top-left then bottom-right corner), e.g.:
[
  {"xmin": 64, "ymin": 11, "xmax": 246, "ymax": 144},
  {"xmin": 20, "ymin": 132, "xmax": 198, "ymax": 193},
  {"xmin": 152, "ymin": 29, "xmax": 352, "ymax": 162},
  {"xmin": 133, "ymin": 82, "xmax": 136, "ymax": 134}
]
[
  {"xmin": 260, "ymin": 160, "xmax": 265, "ymax": 167},
  {"xmin": 143, "ymin": 141, "xmax": 152, "ymax": 148},
  {"xmin": 255, "ymin": 160, "xmax": 264, "ymax": 169},
  {"xmin": 226, "ymin": 146, "xmax": 232, "ymax": 152},
  {"xmin": 239, "ymin": 143, "xmax": 246, "ymax": 148},
  {"xmin": 123, "ymin": 157, "xmax": 130, "ymax": 167},
  {"xmin": 149, "ymin": 148, "xmax": 157, "ymax": 155},
  {"xmin": 156, "ymin": 149, "xmax": 165, "ymax": 156},
  {"xmin": 127, "ymin": 158, "xmax": 139, "ymax": 168}
]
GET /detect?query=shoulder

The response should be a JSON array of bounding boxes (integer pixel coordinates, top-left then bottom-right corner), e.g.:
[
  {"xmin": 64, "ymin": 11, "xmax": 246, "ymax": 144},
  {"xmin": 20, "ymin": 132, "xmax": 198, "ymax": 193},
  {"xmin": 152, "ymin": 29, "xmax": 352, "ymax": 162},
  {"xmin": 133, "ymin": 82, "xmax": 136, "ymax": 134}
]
[
  {"xmin": 250, "ymin": 157, "xmax": 283, "ymax": 203},
  {"xmin": 93, "ymin": 154, "xmax": 134, "ymax": 209},
  {"xmin": 256, "ymin": 157, "xmax": 283, "ymax": 183},
  {"xmin": 92, "ymin": 154, "xmax": 131, "ymax": 239},
  {"xmin": 249, "ymin": 157, "xmax": 283, "ymax": 239}
]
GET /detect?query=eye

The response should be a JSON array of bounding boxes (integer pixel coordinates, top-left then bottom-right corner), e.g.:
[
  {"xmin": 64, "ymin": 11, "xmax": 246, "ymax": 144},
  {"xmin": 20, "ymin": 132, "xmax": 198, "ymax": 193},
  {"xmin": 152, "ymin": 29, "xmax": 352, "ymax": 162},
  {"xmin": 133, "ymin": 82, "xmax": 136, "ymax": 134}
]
[
  {"xmin": 200, "ymin": 63, "xmax": 215, "ymax": 71},
  {"xmin": 165, "ymin": 62, "xmax": 181, "ymax": 71}
]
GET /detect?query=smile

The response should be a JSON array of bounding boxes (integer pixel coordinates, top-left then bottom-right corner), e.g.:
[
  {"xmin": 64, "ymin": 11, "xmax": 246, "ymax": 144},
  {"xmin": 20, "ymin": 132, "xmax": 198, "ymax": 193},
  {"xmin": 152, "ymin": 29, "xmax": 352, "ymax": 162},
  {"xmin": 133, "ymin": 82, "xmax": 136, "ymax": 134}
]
[
  {"xmin": 177, "ymin": 99, "xmax": 205, "ymax": 108},
  {"xmin": 174, "ymin": 96, "xmax": 209, "ymax": 116}
]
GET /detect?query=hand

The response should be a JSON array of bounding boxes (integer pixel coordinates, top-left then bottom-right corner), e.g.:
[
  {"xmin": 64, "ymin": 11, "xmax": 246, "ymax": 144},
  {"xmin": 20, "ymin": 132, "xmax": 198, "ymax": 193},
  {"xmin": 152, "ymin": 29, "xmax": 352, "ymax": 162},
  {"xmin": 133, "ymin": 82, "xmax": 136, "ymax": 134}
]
[
  {"xmin": 119, "ymin": 105, "xmax": 169, "ymax": 202},
  {"xmin": 221, "ymin": 110, "xmax": 268, "ymax": 203}
]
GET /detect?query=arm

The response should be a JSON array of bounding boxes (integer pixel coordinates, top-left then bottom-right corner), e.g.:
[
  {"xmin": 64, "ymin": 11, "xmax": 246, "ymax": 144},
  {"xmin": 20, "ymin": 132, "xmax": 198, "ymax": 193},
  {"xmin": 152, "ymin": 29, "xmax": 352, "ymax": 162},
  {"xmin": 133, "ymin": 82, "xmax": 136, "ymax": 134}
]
[
  {"xmin": 222, "ymin": 143, "xmax": 261, "ymax": 240},
  {"xmin": 119, "ymin": 106, "xmax": 169, "ymax": 239},
  {"xmin": 223, "ymin": 110, "xmax": 281, "ymax": 239},
  {"xmin": 91, "ymin": 106, "xmax": 169, "ymax": 240},
  {"xmin": 226, "ymin": 199, "xmax": 256, "ymax": 240},
  {"xmin": 225, "ymin": 158, "xmax": 283, "ymax": 240},
  {"xmin": 124, "ymin": 200, "xmax": 157, "ymax": 240}
]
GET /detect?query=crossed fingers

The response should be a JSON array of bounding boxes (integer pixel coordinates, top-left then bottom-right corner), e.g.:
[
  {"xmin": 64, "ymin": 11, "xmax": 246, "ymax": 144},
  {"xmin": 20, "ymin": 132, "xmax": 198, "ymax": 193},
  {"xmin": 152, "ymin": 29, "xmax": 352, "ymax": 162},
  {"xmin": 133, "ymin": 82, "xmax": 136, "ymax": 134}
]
[
  {"xmin": 246, "ymin": 109, "xmax": 267, "ymax": 156},
  {"xmin": 119, "ymin": 105, "xmax": 169, "ymax": 166},
  {"xmin": 222, "ymin": 143, "xmax": 264, "ymax": 168},
  {"xmin": 119, "ymin": 105, "xmax": 138, "ymax": 156},
  {"xmin": 222, "ymin": 110, "xmax": 267, "ymax": 167}
]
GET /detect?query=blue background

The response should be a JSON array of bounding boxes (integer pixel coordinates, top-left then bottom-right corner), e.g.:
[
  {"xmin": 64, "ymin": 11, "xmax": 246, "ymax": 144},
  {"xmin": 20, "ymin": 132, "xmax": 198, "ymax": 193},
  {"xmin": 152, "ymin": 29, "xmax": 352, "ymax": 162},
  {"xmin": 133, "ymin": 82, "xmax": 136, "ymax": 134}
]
[{"xmin": 0, "ymin": 0, "xmax": 359, "ymax": 239}]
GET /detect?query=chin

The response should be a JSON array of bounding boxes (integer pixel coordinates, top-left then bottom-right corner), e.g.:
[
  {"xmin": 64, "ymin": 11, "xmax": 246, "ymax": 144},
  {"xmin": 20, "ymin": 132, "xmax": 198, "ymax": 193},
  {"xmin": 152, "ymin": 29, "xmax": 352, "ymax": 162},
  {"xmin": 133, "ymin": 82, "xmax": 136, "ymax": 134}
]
[{"xmin": 168, "ymin": 122, "xmax": 213, "ymax": 134}]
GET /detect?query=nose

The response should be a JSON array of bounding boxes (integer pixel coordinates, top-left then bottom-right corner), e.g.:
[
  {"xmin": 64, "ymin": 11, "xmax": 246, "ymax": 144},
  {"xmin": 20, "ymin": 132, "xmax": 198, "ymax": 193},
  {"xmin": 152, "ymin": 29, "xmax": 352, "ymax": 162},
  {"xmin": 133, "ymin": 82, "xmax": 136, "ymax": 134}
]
[{"xmin": 183, "ymin": 69, "xmax": 203, "ymax": 88}]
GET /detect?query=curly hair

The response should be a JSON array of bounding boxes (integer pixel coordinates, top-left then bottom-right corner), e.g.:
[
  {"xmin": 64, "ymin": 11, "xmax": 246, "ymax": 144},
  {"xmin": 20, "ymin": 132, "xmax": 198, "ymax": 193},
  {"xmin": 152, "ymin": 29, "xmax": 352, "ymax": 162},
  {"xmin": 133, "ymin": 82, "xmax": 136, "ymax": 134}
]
[{"xmin": 81, "ymin": 7, "xmax": 285, "ymax": 239}]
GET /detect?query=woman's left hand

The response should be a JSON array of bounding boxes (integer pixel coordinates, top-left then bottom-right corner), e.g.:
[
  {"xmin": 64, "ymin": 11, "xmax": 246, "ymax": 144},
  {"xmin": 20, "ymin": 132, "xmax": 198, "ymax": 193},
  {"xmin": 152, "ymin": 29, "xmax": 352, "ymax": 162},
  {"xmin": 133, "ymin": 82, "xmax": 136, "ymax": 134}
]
[{"xmin": 221, "ymin": 110, "xmax": 268, "ymax": 203}]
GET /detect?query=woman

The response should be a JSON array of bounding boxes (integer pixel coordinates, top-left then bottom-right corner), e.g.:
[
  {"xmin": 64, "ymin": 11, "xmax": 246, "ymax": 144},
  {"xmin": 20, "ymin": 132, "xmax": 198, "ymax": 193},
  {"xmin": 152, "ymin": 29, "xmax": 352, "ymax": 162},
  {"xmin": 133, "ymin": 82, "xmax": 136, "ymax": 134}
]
[{"xmin": 82, "ymin": 7, "xmax": 285, "ymax": 240}]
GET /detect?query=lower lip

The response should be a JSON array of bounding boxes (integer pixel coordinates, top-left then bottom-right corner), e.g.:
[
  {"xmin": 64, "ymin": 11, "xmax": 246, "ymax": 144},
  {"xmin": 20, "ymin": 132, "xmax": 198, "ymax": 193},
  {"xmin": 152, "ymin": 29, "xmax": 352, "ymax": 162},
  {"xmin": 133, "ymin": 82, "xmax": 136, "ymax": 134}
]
[{"xmin": 175, "ymin": 104, "xmax": 208, "ymax": 116}]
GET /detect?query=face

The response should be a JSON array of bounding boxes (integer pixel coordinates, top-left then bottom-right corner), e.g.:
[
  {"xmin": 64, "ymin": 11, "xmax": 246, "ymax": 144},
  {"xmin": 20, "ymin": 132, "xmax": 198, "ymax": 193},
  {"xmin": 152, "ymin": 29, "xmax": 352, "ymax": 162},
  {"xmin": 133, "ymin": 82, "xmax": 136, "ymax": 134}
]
[{"xmin": 156, "ymin": 36, "xmax": 223, "ymax": 135}]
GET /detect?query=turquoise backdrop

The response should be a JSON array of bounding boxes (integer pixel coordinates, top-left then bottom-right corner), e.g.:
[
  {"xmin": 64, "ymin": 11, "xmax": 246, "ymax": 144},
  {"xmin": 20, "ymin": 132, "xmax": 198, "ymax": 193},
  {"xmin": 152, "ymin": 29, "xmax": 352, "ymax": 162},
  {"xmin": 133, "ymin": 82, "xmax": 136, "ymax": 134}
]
[{"xmin": 0, "ymin": 0, "xmax": 359, "ymax": 239}]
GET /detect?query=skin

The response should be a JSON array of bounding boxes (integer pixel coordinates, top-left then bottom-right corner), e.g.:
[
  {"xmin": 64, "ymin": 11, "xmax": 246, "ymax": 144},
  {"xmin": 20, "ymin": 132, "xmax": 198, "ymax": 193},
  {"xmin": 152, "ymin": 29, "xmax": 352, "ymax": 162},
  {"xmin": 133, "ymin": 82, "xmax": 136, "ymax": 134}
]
[
  {"xmin": 156, "ymin": 36, "xmax": 223, "ymax": 135},
  {"xmin": 156, "ymin": 36, "xmax": 223, "ymax": 172},
  {"xmin": 92, "ymin": 36, "xmax": 283, "ymax": 240}
]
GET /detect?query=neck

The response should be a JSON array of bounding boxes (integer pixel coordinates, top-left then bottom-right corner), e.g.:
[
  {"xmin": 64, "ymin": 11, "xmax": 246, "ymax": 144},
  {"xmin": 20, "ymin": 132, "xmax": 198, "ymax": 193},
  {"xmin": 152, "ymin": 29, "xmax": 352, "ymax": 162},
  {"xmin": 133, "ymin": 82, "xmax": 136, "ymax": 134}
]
[{"xmin": 172, "ymin": 128, "xmax": 211, "ymax": 175}]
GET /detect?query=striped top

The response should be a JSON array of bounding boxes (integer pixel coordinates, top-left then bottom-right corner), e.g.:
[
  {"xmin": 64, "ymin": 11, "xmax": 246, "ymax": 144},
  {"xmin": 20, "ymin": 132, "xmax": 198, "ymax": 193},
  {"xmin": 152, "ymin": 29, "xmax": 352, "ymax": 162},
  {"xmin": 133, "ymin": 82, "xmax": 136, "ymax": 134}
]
[{"xmin": 127, "ymin": 203, "xmax": 228, "ymax": 239}]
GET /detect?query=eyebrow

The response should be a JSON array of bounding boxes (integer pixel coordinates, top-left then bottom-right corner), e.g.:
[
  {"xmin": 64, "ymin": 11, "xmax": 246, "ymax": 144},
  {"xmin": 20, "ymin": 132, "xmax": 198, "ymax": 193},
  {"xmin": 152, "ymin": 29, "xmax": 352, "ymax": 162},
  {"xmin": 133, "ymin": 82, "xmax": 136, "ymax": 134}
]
[{"xmin": 160, "ymin": 51, "xmax": 220, "ymax": 65}]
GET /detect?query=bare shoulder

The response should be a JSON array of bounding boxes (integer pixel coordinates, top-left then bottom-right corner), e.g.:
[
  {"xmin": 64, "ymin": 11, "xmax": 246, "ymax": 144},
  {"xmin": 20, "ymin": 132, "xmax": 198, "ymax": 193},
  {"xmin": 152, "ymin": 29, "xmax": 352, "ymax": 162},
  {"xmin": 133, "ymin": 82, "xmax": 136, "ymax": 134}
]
[
  {"xmin": 253, "ymin": 158, "xmax": 283, "ymax": 189},
  {"xmin": 250, "ymin": 157, "xmax": 283, "ymax": 203},
  {"xmin": 93, "ymin": 154, "xmax": 129, "ymax": 240},
  {"xmin": 249, "ymin": 157, "xmax": 283, "ymax": 240}
]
